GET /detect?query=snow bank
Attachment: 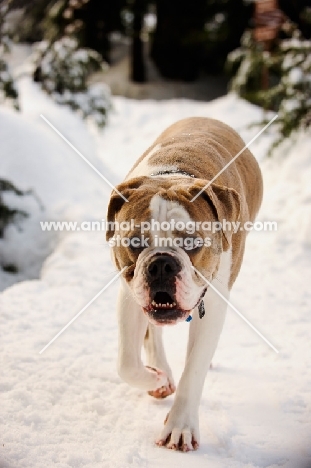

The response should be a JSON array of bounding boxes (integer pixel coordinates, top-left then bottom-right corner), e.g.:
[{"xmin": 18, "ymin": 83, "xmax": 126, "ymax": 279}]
[
  {"xmin": 0, "ymin": 78, "xmax": 115, "ymax": 290},
  {"xmin": 0, "ymin": 78, "xmax": 310, "ymax": 468}
]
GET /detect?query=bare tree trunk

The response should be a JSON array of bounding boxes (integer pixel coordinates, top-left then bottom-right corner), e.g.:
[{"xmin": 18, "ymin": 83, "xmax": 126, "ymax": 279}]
[{"xmin": 131, "ymin": 0, "xmax": 146, "ymax": 83}]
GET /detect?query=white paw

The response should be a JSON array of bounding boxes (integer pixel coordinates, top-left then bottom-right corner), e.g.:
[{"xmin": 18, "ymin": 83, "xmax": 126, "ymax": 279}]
[
  {"xmin": 155, "ymin": 407, "xmax": 200, "ymax": 451},
  {"xmin": 145, "ymin": 366, "xmax": 176, "ymax": 398}
]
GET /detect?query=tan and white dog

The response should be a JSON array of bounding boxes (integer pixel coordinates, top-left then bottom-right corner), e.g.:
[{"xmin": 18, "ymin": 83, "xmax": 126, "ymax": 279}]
[{"xmin": 106, "ymin": 117, "xmax": 263, "ymax": 452}]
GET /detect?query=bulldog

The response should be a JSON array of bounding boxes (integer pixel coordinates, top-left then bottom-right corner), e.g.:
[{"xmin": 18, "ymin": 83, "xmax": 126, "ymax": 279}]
[{"xmin": 106, "ymin": 117, "xmax": 263, "ymax": 452}]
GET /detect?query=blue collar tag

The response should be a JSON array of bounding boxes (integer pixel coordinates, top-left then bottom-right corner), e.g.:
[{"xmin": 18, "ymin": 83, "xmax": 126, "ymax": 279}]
[{"xmin": 185, "ymin": 300, "xmax": 205, "ymax": 323}]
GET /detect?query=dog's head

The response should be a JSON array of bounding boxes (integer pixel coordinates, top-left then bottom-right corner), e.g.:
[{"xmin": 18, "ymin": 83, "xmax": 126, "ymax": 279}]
[{"xmin": 106, "ymin": 176, "xmax": 240, "ymax": 325}]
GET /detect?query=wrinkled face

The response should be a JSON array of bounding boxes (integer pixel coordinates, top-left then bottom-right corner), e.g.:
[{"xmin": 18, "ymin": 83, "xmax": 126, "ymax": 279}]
[{"xmin": 107, "ymin": 177, "xmax": 239, "ymax": 325}]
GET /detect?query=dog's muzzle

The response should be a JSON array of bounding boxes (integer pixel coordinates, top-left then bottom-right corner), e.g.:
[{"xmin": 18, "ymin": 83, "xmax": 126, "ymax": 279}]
[
  {"xmin": 143, "ymin": 253, "xmax": 188, "ymax": 324},
  {"xmin": 146, "ymin": 253, "xmax": 181, "ymax": 283}
]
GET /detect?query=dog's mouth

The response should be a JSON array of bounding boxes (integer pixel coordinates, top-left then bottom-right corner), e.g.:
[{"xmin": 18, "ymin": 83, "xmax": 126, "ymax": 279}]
[
  {"xmin": 151, "ymin": 291, "xmax": 176, "ymax": 310},
  {"xmin": 143, "ymin": 291, "xmax": 189, "ymax": 324},
  {"xmin": 142, "ymin": 287, "xmax": 208, "ymax": 325}
]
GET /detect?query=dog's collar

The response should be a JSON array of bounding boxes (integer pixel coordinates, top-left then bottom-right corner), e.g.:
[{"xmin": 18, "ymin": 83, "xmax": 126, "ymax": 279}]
[
  {"xmin": 185, "ymin": 287, "xmax": 207, "ymax": 322},
  {"xmin": 150, "ymin": 169, "xmax": 195, "ymax": 178},
  {"xmin": 198, "ymin": 300, "xmax": 205, "ymax": 319},
  {"xmin": 185, "ymin": 301, "xmax": 205, "ymax": 322}
]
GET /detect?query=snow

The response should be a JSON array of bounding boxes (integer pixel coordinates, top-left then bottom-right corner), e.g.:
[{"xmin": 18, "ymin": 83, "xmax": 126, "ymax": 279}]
[
  {"xmin": 1, "ymin": 71, "xmax": 311, "ymax": 468},
  {"xmin": 288, "ymin": 67, "xmax": 303, "ymax": 85}
]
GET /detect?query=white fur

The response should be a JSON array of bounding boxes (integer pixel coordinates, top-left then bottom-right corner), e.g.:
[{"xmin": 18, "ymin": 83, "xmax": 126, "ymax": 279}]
[
  {"xmin": 157, "ymin": 250, "xmax": 231, "ymax": 448},
  {"xmin": 150, "ymin": 194, "xmax": 192, "ymax": 225},
  {"xmin": 116, "ymin": 284, "xmax": 170, "ymax": 391},
  {"xmin": 116, "ymin": 248, "xmax": 231, "ymax": 449},
  {"xmin": 130, "ymin": 195, "xmax": 204, "ymax": 313},
  {"xmin": 116, "ymin": 153, "xmax": 234, "ymax": 450}
]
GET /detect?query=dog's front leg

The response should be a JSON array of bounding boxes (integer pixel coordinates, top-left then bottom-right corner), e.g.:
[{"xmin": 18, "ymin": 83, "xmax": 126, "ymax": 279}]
[
  {"xmin": 117, "ymin": 285, "xmax": 173, "ymax": 392},
  {"xmin": 156, "ymin": 284, "xmax": 228, "ymax": 451},
  {"xmin": 144, "ymin": 324, "xmax": 176, "ymax": 398}
]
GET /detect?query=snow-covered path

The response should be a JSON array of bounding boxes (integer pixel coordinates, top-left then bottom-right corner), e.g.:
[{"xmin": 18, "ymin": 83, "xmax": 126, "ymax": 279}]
[{"xmin": 1, "ymin": 79, "xmax": 310, "ymax": 468}]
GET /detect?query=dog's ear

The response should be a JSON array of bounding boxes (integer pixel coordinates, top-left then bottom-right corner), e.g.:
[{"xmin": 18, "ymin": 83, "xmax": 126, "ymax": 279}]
[
  {"xmin": 106, "ymin": 176, "xmax": 147, "ymax": 241},
  {"xmin": 189, "ymin": 180, "xmax": 241, "ymax": 249}
]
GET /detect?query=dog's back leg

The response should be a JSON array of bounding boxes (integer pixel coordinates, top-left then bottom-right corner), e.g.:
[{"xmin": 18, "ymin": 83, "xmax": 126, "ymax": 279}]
[{"xmin": 144, "ymin": 324, "xmax": 175, "ymax": 398}]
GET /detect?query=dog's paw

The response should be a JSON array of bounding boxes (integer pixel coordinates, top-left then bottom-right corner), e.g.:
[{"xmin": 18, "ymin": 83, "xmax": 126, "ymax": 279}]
[
  {"xmin": 155, "ymin": 409, "xmax": 199, "ymax": 452},
  {"xmin": 145, "ymin": 366, "xmax": 176, "ymax": 399}
]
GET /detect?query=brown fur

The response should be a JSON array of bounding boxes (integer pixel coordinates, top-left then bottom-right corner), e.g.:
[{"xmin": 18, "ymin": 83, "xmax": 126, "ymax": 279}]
[{"xmin": 107, "ymin": 117, "xmax": 263, "ymax": 288}]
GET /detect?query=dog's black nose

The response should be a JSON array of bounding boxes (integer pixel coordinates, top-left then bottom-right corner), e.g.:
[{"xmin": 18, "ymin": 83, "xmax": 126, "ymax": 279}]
[{"xmin": 147, "ymin": 255, "xmax": 180, "ymax": 281}]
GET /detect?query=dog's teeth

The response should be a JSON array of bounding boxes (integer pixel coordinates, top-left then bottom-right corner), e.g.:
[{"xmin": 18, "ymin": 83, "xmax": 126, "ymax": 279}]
[{"xmin": 167, "ymin": 302, "xmax": 169, "ymax": 306}]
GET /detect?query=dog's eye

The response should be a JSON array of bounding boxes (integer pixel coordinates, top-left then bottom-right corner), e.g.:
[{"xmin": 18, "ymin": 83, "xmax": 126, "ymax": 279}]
[
  {"xmin": 129, "ymin": 237, "xmax": 145, "ymax": 253},
  {"xmin": 183, "ymin": 237, "xmax": 203, "ymax": 253},
  {"xmin": 186, "ymin": 245, "xmax": 202, "ymax": 254}
]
